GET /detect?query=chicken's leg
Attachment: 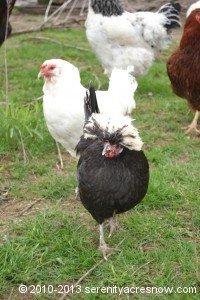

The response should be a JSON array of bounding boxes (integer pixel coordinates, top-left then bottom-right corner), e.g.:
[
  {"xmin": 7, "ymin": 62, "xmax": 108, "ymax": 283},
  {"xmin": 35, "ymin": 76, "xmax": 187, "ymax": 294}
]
[
  {"xmin": 99, "ymin": 224, "xmax": 120, "ymax": 260},
  {"xmin": 108, "ymin": 211, "xmax": 119, "ymax": 238},
  {"xmin": 184, "ymin": 111, "xmax": 200, "ymax": 134},
  {"xmin": 56, "ymin": 141, "xmax": 64, "ymax": 169}
]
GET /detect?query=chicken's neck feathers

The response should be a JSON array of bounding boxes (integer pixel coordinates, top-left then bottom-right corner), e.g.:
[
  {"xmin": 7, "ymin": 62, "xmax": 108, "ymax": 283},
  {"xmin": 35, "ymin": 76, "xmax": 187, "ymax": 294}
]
[{"xmin": 43, "ymin": 73, "xmax": 85, "ymax": 102}]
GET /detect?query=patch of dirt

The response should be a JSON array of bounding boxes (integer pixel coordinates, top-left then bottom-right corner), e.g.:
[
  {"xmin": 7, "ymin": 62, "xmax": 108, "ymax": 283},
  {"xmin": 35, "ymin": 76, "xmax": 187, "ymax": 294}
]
[
  {"xmin": 0, "ymin": 198, "xmax": 50, "ymax": 235},
  {"xmin": 10, "ymin": 13, "xmax": 44, "ymax": 33}
]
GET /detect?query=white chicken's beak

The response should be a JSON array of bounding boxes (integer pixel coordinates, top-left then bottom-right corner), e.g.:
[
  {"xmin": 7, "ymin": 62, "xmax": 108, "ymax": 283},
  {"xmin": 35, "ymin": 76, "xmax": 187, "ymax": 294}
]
[{"xmin": 37, "ymin": 71, "xmax": 44, "ymax": 80}]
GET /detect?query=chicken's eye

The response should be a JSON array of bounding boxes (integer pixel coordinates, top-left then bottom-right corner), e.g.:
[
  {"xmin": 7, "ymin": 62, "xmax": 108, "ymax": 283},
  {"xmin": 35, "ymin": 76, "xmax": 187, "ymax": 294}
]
[{"xmin": 50, "ymin": 66, "xmax": 55, "ymax": 70}]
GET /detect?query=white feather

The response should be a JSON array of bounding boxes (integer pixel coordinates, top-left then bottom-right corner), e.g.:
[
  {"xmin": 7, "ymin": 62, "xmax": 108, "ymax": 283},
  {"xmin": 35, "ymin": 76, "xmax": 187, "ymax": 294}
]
[
  {"xmin": 186, "ymin": 1, "xmax": 200, "ymax": 17},
  {"xmin": 84, "ymin": 113, "xmax": 144, "ymax": 151},
  {"xmin": 40, "ymin": 59, "xmax": 137, "ymax": 157}
]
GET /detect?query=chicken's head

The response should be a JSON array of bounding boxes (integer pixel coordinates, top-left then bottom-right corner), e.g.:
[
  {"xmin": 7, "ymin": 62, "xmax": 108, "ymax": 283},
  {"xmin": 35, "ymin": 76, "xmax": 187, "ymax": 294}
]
[
  {"xmin": 83, "ymin": 113, "xmax": 144, "ymax": 156},
  {"xmin": 38, "ymin": 60, "xmax": 61, "ymax": 80},
  {"xmin": 102, "ymin": 141, "xmax": 123, "ymax": 158},
  {"xmin": 38, "ymin": 59, "xmax": 81, "ymax": 85}
]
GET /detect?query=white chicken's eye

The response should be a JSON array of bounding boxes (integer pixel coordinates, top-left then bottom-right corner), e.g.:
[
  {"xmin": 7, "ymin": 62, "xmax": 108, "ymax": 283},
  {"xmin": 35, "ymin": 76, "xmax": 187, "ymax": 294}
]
[{"xmin": 50, "ymin": 66, "xmax": 55, "ymax": 70}]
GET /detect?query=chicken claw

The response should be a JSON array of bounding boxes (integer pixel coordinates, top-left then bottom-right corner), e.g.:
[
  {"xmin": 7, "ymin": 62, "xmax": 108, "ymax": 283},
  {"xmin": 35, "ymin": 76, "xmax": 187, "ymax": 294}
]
[
  {"xmin": 183, "ymin": 111, "xmax": 200, "ymax": 134},
  {"xmin": 99, "ymin": 244, "xmax": 121, "ymax": 261}
]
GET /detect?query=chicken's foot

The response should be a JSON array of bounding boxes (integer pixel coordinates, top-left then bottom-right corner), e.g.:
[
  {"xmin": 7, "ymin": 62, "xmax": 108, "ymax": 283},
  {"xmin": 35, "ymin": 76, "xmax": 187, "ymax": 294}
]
[
  {"xmin": 183, "ymin": 111, "xmax": 200, "ymax": 134},
  {"xmin": 99, "ymin": 224, "xmax": 120, "ymax": 260}
]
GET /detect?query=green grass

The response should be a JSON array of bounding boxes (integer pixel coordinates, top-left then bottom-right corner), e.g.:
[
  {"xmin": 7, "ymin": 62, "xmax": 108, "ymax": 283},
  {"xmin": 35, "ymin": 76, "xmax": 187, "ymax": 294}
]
[{"xmin": 0, "ymin": 28, "xmax": 199, "ymax": 300}]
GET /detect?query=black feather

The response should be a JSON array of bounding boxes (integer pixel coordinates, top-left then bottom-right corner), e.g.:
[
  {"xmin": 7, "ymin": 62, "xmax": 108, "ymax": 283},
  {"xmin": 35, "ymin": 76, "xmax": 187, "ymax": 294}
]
[
  {"xmin": 77, "ymin": 142, "xmax": 149, "ymax": 224},
  {"xmin": 159, "ymin": 2, "xmax": 181, "ymax": 14},
  {"xmin": 84, "ymin": 83, "xmax": 100, "ymax": 123},
  {"xmin": 91, "ymin": 0, "xmax": 123, "ymax": 17},
  {"xmin": 158, "ymin": 2, "xmax": 181, "ymax": 31},
  {"xmin": 172, "ymin": 3, "xmax": 181, "ymax": 13}
]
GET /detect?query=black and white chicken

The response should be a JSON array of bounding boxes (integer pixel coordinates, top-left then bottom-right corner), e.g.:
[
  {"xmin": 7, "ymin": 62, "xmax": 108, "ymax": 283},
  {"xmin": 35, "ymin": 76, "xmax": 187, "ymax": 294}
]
[
  {"xmin": 86, "ymin": 0, "xmax": 181, "ymax": 77},
  {"xmin": 38, "ymin": 59, "xmax": 137, "ymax": 166},
  {"xmin": 76, "ymin": 84, "xmax": 149, "ymax": 259},
  {"xmin": 0, "ymin": 0, "xmax": 16, "ymax": 47}
]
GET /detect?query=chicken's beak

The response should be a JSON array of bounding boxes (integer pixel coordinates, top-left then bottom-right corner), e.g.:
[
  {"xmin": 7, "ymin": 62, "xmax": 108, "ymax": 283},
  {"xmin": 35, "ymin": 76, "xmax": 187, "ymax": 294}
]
[
  {"xmin": 37, "ymin": 71, "xmax": 43, "ymax": 80},
  {"xmin": 102, "ymin": 143, "xmax": 111, "ymax": 156}
]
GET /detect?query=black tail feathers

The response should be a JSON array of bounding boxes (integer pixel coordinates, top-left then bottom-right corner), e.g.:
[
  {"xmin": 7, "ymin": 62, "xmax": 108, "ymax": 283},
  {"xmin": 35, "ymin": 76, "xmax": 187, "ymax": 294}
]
[
  {"xmin": 84, "ymin": 82, "xmax": 100, "ymax": 123},
  {"xmin": 158, "ymin": 2, "xmax": 181, "ymax": 31},
  {"xmin": 172, "ymin": 3, "xmax": 181, "ymax": 13}
]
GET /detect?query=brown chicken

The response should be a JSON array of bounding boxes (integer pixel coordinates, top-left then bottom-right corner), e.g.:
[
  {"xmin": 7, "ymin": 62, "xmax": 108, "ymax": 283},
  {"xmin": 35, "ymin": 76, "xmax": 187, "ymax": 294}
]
[{"xmin": 167, "ymin": 8, "xmax": 200, "ymax": 134}]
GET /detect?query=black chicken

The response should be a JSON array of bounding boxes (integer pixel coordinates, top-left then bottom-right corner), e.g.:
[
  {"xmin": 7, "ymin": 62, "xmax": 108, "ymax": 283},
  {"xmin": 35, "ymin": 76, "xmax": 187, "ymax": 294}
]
[
  {"xmin": 0, "ymin": 0, "xmax": 16, "ymax": 47},
  {"xmin": 76, "ymin": 84, "xmax": 149, "ymax": 259}
]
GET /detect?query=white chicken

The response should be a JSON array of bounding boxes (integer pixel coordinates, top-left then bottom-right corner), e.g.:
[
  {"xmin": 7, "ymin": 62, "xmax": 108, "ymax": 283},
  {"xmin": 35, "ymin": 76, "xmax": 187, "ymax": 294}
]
[
  {"xmin": 38, "ymin": 59, "xmax": 137, "ymax": 164},
  {"xmin": 86, "ymin": 0, "xmax": 181, "ymax": 77}
]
